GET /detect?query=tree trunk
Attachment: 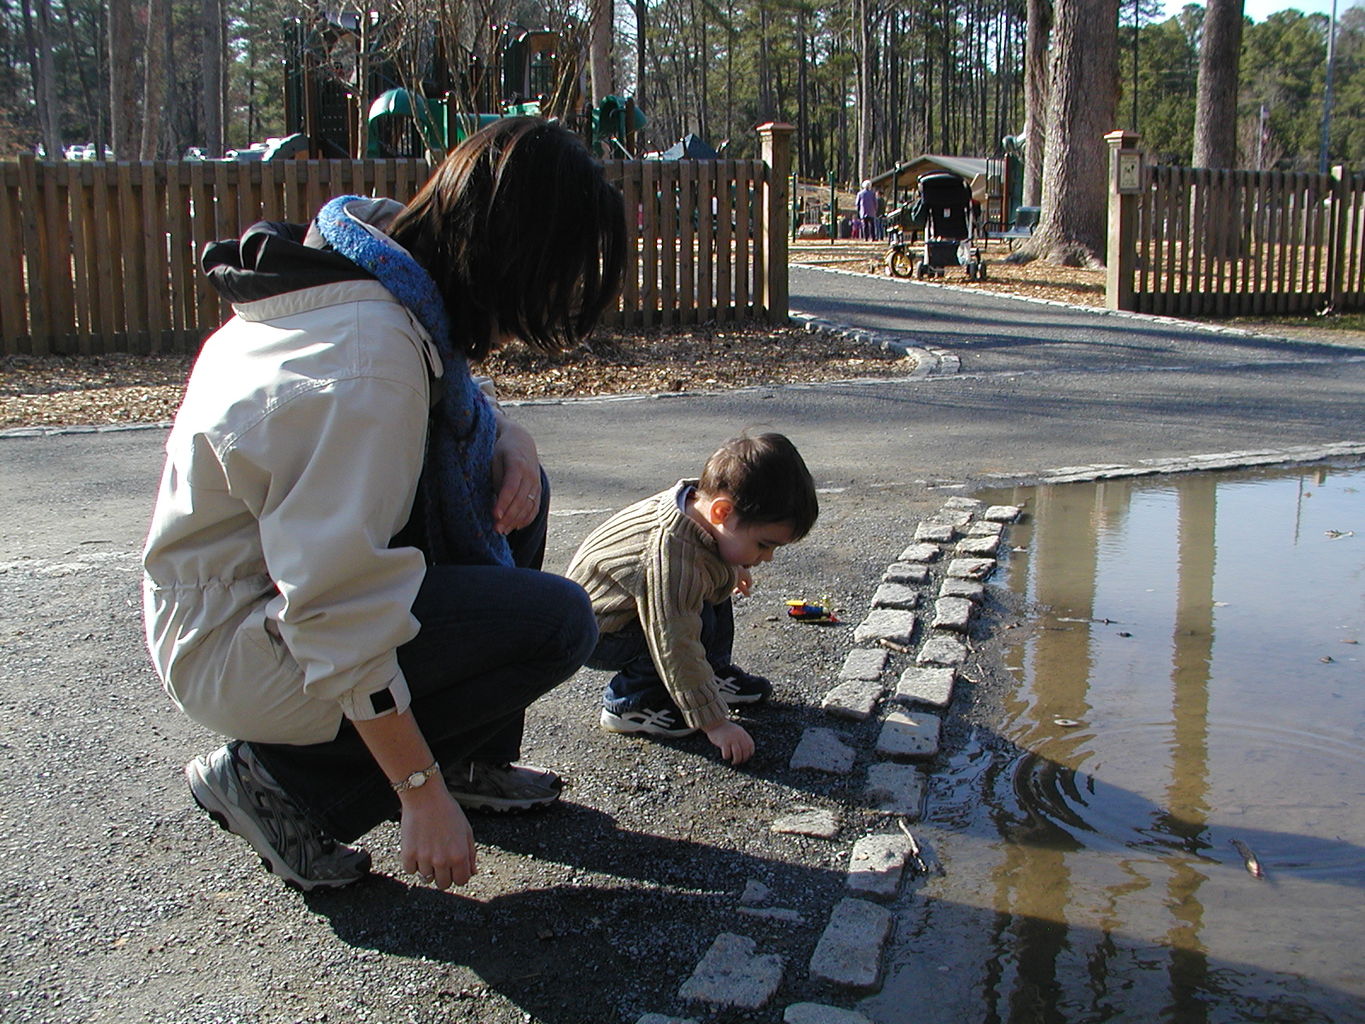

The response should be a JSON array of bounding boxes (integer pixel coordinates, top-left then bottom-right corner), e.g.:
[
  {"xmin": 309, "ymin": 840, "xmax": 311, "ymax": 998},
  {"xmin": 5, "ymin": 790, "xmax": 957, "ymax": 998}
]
[
  {"xmin": 60, "ymin": 0, "xmax": 101, "ymax": 151},
  {"xmin": 107, "ymin": 0, "xmax": 140, "ymax": 157},
  {"xmin": 140, "ymin": 0, "xmax": 169, "ymax": 158},
  {"xmin": 21, "ymin": 0, "xmax": 63, "ymax": 158},
  {"xmin": 1023, "ymin": 0, "xmax": 1052, "ymax": 206},
  {"xmin": 1025, "ymin": 0, "xmax": 1119, "ymax": 266},
  {"xmin": 1192, "ymin": 0, "xmax": 1244, "ymax": 168},
  {"xmin": 855, "ymin": 0, "xmax": 871, "ymax": 181},
  {"xmin": 589, "ymin": 0, "xmax": 614, "ymax": 105},
  {"xmin": 631, "ymin": 0, "xmax": 647, "ymax": 109},
  {"xmin": 200, "ymin": 0, "xmax": 223, "ymax": 156}
]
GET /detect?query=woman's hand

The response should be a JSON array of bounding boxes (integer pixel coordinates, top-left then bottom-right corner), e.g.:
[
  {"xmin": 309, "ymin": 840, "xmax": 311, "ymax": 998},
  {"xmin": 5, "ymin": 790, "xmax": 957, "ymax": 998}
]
[
  {"xmin": 351, "ymin": 709, "xmax": 477, "ymax": 888},
  {"xmin": 398, "ymin": 784, "xmax": 478, "ymax": 889},
  {"xmin": 734, "ymin": 567, "xmax": 753, "ymax": 597},
  {"xmin": 490, "ymin": 415, "xmax": 542, "ymax": 534}
]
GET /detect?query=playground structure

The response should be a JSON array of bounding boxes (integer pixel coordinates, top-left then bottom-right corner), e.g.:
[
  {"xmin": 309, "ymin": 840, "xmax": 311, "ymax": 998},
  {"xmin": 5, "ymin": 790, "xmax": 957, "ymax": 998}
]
[{"xmin": 283, "ymin": 13, "xmax": 645, "ymax": 161}]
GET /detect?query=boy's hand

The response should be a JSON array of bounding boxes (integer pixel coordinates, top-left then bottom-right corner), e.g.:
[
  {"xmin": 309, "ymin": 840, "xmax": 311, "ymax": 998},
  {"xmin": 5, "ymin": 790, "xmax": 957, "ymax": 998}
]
[
  {"xmin": 734, "ymin": 566, "xmax": 753, "ymax": 597},
  {"xmin": 703, "ymin": 720, "xmax": 755, "ymax": 764}
]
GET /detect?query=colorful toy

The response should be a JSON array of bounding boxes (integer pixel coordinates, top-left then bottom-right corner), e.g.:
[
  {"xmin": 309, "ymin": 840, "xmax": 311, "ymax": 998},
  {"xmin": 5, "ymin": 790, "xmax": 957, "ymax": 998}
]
[{"xmin": 786, "ymin": 597, "xmax": 839, "ymax": 623}]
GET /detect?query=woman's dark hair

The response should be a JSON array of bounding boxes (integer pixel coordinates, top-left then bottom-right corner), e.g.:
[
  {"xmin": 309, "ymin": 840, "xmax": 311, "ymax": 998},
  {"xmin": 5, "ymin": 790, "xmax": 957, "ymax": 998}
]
[
  {"xmin": 700, "ymin": 432, "xmax": 819, "ymax": 540},
  {"xmin": 389, "ymin": 117, "xmax": 626, "ymax": 361}
]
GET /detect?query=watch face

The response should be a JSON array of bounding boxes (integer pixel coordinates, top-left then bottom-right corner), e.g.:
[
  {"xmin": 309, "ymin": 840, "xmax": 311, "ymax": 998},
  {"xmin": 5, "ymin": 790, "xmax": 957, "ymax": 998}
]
[{"xmin": 407, "ymin": 770, "xmax": 427, "ymax": 788}]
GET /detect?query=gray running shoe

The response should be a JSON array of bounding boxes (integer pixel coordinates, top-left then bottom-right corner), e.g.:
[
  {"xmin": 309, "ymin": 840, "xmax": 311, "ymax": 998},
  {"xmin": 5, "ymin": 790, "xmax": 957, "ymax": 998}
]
[
  {"xmin": 185, "ymin": 742, "xmax": 371, "ymax": 891},
  {"xmin": 442, "ymin": 761, "xmax": 564, "ymax": 812}
]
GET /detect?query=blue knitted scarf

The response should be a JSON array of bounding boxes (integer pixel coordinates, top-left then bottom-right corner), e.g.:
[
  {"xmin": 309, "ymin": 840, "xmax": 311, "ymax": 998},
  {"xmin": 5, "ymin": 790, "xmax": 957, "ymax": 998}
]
[{"xmin": 315, "ymin": 195, "xmax": 512, "ymax": 567}]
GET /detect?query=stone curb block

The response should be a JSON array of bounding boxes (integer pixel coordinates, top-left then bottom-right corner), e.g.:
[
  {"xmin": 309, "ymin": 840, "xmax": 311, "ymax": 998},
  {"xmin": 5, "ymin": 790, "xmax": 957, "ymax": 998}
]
[
  {"xmin": 882, "ymin": 561, "xmax": 929, "ymax": 584},
  {"xmin": 839, "ymin": 648, "xmax": 889, "ymax": 680},
  {"xmin": 966, "ymin": 519, "xmax": 1003, "ymax": 537},
  {"xmin": 946, "ymin": 557, "xmax": 996, "ymax": 581},
  {"xmin": 932, "ymin": 596, "xmax": 974, "ymax": 632},
  {"xmin": 940, "ymin": 496, "xmax": 983, "ymax": 511},
  {"xmin": 939, "ymin": 578, "xmax": 985, "ymax": 601},
  {"xmin": 853, "ymin": 609, "xmax": 916, "ymax": 645},
  {"xmin": 790, "ymin": 728, "xmax": 857, "ymax": 773},
  {"xmin": 956, "ymin": 534, "xmax": 1000, "ymax": 557},
  {"xmin": 876, "ymin": 708, "xmax": 942, "ymax": 759},
  {"xmin": 870, "ymin": 582, "xmax": 919, "ymax": 610},
  {"xmin": 772, "ymin": 808, "xmax": 841, "ymax": 838},
  {"xmin": 894, "ymin": 666, "xmax": 956, "ymax": 707},
  {"xmin": 822, "ymin": 679, "xmax": 883, "ymax": 721},
  {"xmin": 808, "ymin": 898, "xmax": 894, "ymax": 990},
  {"xmin": 846, "ymin": 834, "xmax": 915, "ymax": 899},
  {"xmin": 678, "ymin": 933, "xmax": 784, "ymax": 1010},
  {"xmin": 896, "ymin": 542, "xmax": 940, "ymax": 563},
  {"xmin": 913, "ymin": 521, "xmax": 955, "ymax": 543},
  {"xmin": 864, "ymin": 762, "xmax": 925, "ymax": 818},
  {"xmin": 784, "ymin": 1003, "xmax": 874, "ymax": 1024},
  {"xmin": 917, "ymin": 636, "xmax": 967, "ymax": 666}
]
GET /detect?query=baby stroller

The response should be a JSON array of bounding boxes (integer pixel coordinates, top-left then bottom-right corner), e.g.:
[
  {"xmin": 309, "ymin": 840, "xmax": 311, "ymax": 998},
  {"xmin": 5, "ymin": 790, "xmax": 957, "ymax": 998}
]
[{"xmin": 886, "ymin": 172, "xmax": 986, "ymax": 281}]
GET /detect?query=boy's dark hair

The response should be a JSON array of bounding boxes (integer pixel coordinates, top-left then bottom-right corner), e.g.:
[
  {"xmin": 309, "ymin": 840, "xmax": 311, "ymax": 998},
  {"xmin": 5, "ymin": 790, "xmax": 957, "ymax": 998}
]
[
  {"xmin": 389, "ymin": 117, "xmax": 626, "ymax": 361},
  {"xmin": 700, "ymin": 432, "xmax": 818, "ymax": 540}
]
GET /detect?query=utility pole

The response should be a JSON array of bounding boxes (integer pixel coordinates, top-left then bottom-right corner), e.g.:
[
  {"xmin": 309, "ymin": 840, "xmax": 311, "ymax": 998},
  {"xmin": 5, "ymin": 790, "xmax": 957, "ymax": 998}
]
[{"xmin": 1319, "ymin": 0, "xmax": 1339, "ymax": 173}]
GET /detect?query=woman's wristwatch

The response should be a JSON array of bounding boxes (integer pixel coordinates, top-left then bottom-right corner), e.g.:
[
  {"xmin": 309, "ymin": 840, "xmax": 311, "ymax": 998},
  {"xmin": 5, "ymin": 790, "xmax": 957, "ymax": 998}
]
[{"xmin": 391, "ymin": 761, "xmax": 441, "ymax": 793}]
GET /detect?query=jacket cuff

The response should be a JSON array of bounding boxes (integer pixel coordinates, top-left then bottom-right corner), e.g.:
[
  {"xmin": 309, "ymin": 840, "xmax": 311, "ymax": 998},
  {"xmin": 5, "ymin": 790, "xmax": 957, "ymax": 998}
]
[
  {"xmin": 337, "ymin": 674, "xmax": 413, "ymax": 722},
  {"xmin": 679, "ymin": 697, "xmax": 729, "ymax": 731}
]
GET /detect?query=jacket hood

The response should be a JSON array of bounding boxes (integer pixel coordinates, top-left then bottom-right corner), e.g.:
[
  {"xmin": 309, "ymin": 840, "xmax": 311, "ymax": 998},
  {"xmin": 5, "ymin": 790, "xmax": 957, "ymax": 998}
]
[{"xmin": 201, "ymin": 219, "xmax": 377, "ymax": 305}]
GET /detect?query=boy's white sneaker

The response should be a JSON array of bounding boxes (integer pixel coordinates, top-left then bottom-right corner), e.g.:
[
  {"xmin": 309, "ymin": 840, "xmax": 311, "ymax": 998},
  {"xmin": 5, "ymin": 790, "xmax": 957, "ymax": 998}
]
[{"xmin": 599, "ymin": 705, "xmax": 697, "ymax": 738}]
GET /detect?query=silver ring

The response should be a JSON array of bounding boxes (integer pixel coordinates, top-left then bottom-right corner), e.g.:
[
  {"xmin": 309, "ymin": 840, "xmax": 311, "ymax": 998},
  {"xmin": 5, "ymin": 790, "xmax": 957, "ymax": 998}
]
[{"xmin": 527, "ymin": 493, "xmax": 538, "ymax": 502}]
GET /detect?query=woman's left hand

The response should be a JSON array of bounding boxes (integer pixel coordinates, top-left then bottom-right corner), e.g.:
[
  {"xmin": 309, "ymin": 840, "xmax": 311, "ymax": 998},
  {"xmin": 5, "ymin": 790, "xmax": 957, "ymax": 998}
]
[{"xmin": 491, "ymin": 416, "xmax": 542, "ymax": 534}]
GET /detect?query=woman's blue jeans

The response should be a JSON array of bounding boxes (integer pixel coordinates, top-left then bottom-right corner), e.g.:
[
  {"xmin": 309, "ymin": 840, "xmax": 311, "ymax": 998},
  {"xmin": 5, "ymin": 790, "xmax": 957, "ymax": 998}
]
[
  {"xmin": 250, "ymin": 473, "xmax": 596, "ymax": 842},
  {"xmin": 590, "ymin": 598, "xmax": 734, "ymax": 714}
]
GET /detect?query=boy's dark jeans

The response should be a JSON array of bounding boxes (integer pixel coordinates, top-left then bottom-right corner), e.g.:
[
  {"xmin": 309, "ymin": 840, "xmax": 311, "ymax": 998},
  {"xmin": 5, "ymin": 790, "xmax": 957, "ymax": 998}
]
[
  {"xmin": 590, "ymin": 598, "xmax": 735, "ymax": 713},
  {"xmin": 249, "ymin": 471, "xmax": 596, "ymax": 842}
]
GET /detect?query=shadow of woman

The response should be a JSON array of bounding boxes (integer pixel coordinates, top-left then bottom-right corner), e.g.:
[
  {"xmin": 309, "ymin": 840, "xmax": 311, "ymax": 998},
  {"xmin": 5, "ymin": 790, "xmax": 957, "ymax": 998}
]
[{"xmin": 302, "ymin": 800, "xmax": 847, "ymax": 1024}]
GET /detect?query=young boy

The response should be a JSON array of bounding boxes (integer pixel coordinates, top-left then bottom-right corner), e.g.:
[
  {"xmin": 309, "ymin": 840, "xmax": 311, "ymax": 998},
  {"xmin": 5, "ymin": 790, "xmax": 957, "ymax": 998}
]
[{"xmin": 566, "ymin": 432, "xmax": 818, "ymax": 764}]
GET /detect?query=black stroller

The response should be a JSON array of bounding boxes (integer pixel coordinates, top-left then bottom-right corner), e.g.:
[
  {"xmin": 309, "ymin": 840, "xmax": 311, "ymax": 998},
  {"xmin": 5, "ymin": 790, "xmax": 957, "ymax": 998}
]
[{"xmin": 886, "ymin": 172, "xmax": 986, "ymax": 281}]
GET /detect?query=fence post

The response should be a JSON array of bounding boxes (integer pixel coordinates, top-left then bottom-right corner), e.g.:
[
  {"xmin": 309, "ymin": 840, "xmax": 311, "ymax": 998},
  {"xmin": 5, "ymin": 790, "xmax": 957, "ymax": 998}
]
[
  {"xmin": 16, "ymin": 153, "xmax": 50, "ymax": 354},
  {"xmin": 1328, "ymin": 164, "xmax": 1347, "ymax": 311},
  {"xmin": 1105, "ymin": 129, "xmax": 1142, "ymax": 312},
  {"xmin": 757, "ymin": 122, "xmax": 795, "ymax": 323}
]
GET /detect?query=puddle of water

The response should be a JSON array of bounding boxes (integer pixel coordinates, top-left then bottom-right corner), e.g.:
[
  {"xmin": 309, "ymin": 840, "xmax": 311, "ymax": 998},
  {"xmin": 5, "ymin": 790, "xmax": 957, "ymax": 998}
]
[{"xmin": 862, "ymin": 464, "xmax": 1365, "ymax": 1024}]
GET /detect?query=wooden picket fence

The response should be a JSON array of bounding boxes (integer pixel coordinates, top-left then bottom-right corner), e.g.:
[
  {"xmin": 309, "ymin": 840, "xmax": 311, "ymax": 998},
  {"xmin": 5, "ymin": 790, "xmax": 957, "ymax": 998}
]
[
  {"xmin": 0, "ymin": 128, "xmax": 793, "ymax": 356},
  {"xmin": 1110, "ymin": 158, "xmax": 1365, "ymax": 316}
]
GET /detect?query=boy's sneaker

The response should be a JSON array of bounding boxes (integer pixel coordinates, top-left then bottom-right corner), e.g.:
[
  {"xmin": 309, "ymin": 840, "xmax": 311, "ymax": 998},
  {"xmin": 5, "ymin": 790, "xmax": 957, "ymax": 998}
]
[
  {"xmin": 599, "ymin": 703, "xmax": 697, "ymax": 738},
  {"xmin": 442, "ymin": 761, "xmax": 564, "ymax": 813},
  {"xmin": 185, "ymin": 742, "xmax": 371, "ymax": 892},
  {"xmin": 713, "ymin": 665, "xmax": 772, "ymax": 705}
]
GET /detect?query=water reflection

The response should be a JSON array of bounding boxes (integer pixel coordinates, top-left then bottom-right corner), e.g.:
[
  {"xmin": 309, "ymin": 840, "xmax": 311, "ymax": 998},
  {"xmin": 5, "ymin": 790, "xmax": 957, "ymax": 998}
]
[{"xmin": 861, "ymin": 463, "xmax": 1365, "ymax": 1024}]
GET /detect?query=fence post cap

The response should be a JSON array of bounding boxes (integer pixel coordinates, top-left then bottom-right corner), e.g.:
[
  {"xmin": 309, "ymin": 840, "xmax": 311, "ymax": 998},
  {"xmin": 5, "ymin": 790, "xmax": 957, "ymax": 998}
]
[{"xmin": 1105, "ymin": 129, "xmax": 1141, "ymax": 149}]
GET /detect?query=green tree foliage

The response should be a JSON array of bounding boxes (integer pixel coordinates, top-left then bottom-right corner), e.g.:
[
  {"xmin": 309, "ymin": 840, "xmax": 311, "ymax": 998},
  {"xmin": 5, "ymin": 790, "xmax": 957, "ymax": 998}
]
[
  {"xmin": 1126, "ymin": 4, "xmax": 1201, "ymax": 161},
  {"xmin": 0, "ymin": 0, "xmax": 1361, "ymax": 175},
  {"xmin": 1329, "ymin": 6, "xmax": 1365, "ymax": 164},
  {"xmin": 1239, "ymin": 8, "xmax": 1328, "ymax": 167}
]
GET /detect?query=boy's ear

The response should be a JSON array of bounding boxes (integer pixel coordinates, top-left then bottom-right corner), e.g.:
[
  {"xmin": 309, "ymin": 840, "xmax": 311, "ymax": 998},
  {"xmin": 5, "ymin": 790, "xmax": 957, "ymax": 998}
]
[{"xmin": 707, "ymin": 496, "xmax": 735, "ymax": 525}]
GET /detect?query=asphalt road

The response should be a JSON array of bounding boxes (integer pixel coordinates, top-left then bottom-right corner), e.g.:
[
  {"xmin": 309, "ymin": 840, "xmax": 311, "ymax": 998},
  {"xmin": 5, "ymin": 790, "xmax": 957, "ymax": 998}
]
[{"xmin": 2, "ymin": 276, "xmax": 1362, "ymax": 1024}]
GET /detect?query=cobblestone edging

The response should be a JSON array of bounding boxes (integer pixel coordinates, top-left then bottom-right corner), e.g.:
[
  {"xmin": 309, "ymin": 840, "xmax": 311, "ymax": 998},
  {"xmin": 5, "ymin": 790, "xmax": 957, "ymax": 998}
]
[
  {"xmin": 635, "ymin": 496, "xmax": 1023, "ymax": 1024},
  {"xmin": 786, "ymin": 311, "xmax": 959, "ymax": 377}
]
